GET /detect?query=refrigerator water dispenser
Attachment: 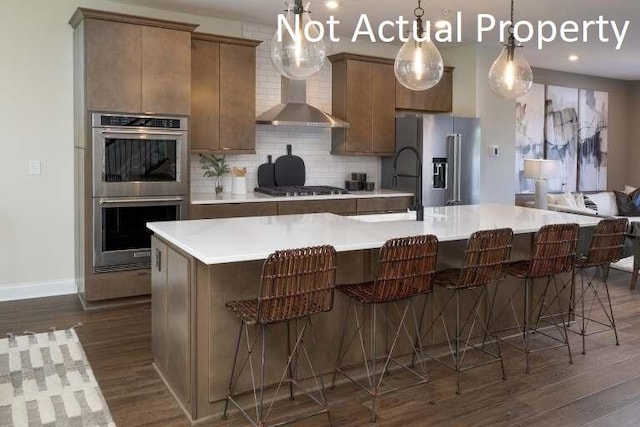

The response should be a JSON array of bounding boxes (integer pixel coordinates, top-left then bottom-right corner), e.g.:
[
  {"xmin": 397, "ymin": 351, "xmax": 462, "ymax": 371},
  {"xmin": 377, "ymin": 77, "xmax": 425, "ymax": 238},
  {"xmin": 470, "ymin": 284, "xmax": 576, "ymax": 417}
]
[{"xmin": 433, "ymin": 158, "xmax": 447, "ymax": 189}]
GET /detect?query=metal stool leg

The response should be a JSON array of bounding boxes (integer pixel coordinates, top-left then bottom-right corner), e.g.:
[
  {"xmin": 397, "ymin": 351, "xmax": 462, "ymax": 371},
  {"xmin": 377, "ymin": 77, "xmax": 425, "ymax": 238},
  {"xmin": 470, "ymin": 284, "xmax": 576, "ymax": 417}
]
[
  {"xmin": 222, "ymin": 321, "xmax": 244, "ymax": 420},
  {"xmin": 455, "ymin": 288, "xmax": 461, "ymax": 395},
  {"xmin": 370, "ymin": 302, "xmax": 377, "ymax": 423},
  {"xmin": 581, "ymin": 269, "xmax": 587, "ymax": 354},
  {"xmin": 603, "ymin": 266, "xmax": 620, "ymax": 346},
  {"xmin": 524, "ymin": 278, "xmax": 531, "ymax": 374},
  {"xmin": 258, "ymin": 324, "xmax": 267, "ymax": 425}
]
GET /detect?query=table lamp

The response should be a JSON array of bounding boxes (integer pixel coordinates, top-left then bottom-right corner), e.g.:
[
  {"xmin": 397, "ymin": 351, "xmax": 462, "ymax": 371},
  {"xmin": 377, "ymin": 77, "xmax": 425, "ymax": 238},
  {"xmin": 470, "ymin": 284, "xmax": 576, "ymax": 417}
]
[{"xmin": 524, "ymin": 159, "xmax": 560, "ymax": 210}]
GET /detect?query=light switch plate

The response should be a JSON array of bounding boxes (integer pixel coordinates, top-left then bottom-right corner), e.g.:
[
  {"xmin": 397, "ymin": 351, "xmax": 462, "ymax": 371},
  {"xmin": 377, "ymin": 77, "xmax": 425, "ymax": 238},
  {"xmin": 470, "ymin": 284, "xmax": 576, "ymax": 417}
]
[
  {"xmin": 29, "ymin": 160, "xmax": 41, "ymax": 175},
  {"xmin": 489, "ymin": 145, "xmax": 499, "ymax": 157}
]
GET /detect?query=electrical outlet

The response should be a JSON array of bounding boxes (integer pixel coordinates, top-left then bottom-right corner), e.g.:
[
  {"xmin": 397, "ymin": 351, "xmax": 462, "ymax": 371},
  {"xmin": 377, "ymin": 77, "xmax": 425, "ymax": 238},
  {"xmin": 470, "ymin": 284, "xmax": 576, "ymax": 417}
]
[
  {"xmin": 29, "ymin": 160, "xmax": 41, "ymax": 175},
  {"xmin": 489, "ymin": 145, "xmax": 499, "ymax": 157}
]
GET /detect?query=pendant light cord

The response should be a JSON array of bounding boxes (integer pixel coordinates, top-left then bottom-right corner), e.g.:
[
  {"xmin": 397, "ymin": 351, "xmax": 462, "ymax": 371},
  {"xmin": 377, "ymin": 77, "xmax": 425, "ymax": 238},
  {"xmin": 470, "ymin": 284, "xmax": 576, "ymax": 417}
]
[
  {"xmin": 507, "ymin": 0, "xmax": 516, "ymax": 60},
  {"xmin": 414, "ymin": 0, "xmax": 425, "ymax": 36}
]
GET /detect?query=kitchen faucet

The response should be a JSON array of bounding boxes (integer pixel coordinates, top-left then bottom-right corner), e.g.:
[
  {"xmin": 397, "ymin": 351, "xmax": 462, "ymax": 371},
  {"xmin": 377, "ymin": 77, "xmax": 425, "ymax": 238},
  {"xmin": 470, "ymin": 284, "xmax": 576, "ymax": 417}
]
[{"xmin": 392, "ymin": 146, "xmax": 424, "ymax": 222}]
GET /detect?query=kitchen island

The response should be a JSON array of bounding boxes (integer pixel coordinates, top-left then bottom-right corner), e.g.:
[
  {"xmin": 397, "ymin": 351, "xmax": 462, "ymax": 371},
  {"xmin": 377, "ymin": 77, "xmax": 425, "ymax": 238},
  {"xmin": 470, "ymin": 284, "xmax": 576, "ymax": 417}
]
[{"xmin": 147, "ymin": 204, "xmax": 601, "ymax": 423}]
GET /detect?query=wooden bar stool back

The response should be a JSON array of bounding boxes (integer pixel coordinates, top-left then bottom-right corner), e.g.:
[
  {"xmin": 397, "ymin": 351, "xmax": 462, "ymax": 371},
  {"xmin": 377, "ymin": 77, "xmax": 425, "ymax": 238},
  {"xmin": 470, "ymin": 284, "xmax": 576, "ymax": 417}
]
[
  {"xmin": 501, "ymin": 223, "xmax": 580, "ymax": 373},
  {"xmin": 332, "ymin": 235, "xmax": 438, "ymax": 423},
  {"xmin": 572, "ymin": 218, "xmax": 628, "ymax": 354},
  {"xmin": 416, "ymin": 228, "xmax": 513, "ymax": 394},
  {"xmin": 223, "ymin": 245, "xmax": 337, "ymax": 427}
]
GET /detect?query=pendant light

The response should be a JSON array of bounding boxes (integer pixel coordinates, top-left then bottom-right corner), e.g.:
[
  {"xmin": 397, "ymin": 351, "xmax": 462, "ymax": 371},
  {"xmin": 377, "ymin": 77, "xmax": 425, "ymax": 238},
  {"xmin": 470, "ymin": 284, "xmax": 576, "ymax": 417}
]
[
  {"xmin": 394, "ymin": 0, "xmax": 444, "ymax": 91},
  {"xmin": 488, "ymin": 0, "xmax": 533, "ymax": 99},
  {"xmin": 270, "ymin": 0, "xmax": 327, "ymax": 80}
]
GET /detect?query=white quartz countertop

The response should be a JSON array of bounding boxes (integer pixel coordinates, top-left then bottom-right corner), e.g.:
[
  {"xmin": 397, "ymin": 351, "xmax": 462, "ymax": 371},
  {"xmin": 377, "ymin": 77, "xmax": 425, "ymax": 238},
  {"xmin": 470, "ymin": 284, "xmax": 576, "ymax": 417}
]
[
  {"xmin": 147, "ymin": 204, "xmax": 601, "ymax": 265},
  {"xmin": 190, "ymin": 188, "xmax": 413, "ymax": 204}
]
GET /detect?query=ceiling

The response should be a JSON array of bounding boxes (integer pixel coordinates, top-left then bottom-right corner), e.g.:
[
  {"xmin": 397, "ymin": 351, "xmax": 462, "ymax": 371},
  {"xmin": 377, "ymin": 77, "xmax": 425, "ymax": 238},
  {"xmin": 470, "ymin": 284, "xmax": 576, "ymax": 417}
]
[{"xmin": 111, "ymin": 0, "xmax": 640, "ymax": 80}]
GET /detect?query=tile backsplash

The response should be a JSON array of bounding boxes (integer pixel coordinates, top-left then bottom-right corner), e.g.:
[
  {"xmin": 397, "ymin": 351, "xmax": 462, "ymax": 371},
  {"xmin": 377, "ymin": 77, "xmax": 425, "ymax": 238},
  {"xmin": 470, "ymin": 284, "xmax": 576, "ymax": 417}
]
[{"xmin": 190, "ymin": 23, "xmax": 381, "ymax": 195}]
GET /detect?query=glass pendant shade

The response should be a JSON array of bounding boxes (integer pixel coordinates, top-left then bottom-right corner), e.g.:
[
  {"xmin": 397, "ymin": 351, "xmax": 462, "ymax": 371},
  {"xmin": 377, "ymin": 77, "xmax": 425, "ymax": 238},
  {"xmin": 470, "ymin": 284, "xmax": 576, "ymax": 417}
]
[
  {"xmin": 394, "ymin": 36, "xmax": 444, "ymax": 91},
  {"xmin": 270, "ymin": 4, "xmax": 326, "ymax": 80},
  {"xmin": 488, "ymin": 45, "xmax": 533, "ymax": 99}
]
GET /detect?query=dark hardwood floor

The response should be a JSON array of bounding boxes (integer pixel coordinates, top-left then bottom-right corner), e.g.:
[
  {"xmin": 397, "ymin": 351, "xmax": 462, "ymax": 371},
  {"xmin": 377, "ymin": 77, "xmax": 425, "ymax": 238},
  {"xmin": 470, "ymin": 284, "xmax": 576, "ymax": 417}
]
[{"xmin": 2, "ymin": 269, "xmax": 640, "ymax": 426}]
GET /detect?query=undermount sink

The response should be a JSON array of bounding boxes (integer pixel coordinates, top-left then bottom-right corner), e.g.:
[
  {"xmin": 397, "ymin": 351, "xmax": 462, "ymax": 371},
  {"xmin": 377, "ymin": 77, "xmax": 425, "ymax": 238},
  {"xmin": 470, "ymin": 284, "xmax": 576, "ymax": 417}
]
[{"xmin": 351, "ymin": 211, "xmax": 447, "ymax": 223}]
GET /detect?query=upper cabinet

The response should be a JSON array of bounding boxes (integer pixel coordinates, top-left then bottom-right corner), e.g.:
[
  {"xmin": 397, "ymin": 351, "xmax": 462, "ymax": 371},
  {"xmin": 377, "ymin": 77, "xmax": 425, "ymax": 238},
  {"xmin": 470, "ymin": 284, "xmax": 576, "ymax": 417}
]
[
  {"xmin": 329, "ymin": 54, "xmax": 396, "ymax": 156},
  {"xmin": 70, "ymin": 8, "xmax": 196, "ymax": 116},
  {"xmin": 395, "ymin": 67, "xmax": 454, "ymax": 113},
  {"xmin": 190, "ymin": 33, "xmax": 261, "ymax": 154}
]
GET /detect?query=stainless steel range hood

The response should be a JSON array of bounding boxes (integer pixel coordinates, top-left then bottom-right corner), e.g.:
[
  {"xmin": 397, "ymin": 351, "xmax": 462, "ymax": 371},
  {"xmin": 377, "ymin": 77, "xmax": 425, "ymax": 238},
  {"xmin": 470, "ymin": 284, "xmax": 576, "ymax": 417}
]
[{"xmin": 256, "ymin": 77, "xmax": 349, "ymax": 128}]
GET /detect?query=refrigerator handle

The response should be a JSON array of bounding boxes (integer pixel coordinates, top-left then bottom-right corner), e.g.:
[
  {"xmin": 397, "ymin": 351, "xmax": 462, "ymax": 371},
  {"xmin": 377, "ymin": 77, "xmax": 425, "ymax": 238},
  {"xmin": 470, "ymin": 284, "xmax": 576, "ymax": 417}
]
[
  {"xmin": 446, "ymin": 134, "xmax": 462, "ymax": 206},
  {"xmin": 454, "ymin": 134, "xmax": 462, "ymax": 203}
]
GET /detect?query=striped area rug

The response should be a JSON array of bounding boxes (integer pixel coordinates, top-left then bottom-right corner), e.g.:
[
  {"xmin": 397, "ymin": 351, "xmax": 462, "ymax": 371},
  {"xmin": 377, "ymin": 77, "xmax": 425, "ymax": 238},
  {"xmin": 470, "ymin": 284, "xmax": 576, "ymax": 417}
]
[{"xmin": 0, "ymin": 328, "xmax": 116, "ymax": 427}]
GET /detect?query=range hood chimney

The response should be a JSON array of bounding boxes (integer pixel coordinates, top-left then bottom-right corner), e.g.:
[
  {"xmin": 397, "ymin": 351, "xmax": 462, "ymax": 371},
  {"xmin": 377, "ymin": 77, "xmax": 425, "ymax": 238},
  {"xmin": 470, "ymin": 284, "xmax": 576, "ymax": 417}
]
[{"xmin": 256, "ymin": 77, "xmax": 349, "ymax": 128}]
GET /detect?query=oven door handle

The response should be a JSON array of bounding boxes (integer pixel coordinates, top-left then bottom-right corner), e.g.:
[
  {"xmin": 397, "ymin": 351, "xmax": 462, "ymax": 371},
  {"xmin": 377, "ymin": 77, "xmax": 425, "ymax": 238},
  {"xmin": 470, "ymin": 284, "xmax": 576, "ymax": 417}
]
[
  {"xmin": 100, "ymin": 130, "xmax": 185, "ymax": 137},
  {"xmin": 99, "ymin": 196, "xmax": 184, "ymax": 205}
]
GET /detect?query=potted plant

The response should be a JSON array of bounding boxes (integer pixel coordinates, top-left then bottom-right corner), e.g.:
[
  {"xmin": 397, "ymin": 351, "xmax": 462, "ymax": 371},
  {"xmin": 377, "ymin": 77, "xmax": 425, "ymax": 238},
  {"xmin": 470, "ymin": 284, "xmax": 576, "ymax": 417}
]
[{"xmin": 199, "ymin": 154, "xmax": 230, "ymax": 194}]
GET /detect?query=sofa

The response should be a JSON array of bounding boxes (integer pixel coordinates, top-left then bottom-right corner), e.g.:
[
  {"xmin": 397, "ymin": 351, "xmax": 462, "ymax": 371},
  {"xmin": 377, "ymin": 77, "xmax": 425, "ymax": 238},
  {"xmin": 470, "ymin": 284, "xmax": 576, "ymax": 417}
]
[
  {"xmin": 541, "ymin": 186, "xmax": 640, "ymax": 290},
  {"xmin": 545, "ymin": 185, "xmax": 640, "ymax": 223}
]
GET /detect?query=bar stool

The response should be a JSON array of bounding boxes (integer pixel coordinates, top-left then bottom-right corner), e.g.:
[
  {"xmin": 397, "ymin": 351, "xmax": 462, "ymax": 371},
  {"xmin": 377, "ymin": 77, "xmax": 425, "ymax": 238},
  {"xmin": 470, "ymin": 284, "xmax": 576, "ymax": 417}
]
[
  {"xmin": 222, "ymin": 245, "xmax": 337, "ymax": 427},
  {"xmin": 416, "ymin": 228, "xmax": 514, "ymax": 395},
  {"xmin": 499, "ymin": 223, "xmax": 579, "ymax": 373},
  {"xmin": 332, "ymin": 235, "xmax": 439, "ymax": 423},
  {"xmin": 571, "ymin": 218, "xmax": 628, "ymax": 354}
]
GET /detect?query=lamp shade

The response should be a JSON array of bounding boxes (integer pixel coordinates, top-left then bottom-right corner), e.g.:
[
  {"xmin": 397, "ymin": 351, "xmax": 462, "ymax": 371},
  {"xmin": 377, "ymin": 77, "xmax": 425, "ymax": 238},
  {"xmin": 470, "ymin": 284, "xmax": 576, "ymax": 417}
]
[{"xmin": 524, "ymin": 159, "xmax": 560, "ymax": 180}]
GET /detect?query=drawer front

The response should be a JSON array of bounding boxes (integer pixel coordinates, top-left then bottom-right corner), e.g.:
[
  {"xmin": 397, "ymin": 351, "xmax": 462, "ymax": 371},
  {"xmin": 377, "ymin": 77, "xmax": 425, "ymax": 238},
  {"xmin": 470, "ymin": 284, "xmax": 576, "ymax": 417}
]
[
  {"xmin": 278, "ymin": 199, "xmax": 357, "ymax": 215},
  {"xmin": 356, "ymin": 197, "xmax": 412, "ymax": 214},
  {"xmin": 188, "ymin": 202, "xmax": 277, "ymax": 219}
]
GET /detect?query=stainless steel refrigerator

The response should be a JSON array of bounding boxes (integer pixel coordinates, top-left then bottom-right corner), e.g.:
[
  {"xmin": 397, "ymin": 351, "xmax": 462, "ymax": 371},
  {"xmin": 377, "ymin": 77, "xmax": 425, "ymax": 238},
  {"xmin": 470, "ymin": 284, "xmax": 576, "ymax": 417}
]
[{"xmin": 382, "ymin": 115, "xmax": 481, "ymax": 207}]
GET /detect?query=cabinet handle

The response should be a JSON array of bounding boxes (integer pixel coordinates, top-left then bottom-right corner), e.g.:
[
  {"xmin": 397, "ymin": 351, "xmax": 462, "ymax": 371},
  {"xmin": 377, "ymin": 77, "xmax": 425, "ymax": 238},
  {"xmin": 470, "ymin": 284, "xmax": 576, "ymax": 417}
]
[{"xmin": 156, "ymin": 249, "xmax": 162, "ymax": 272}]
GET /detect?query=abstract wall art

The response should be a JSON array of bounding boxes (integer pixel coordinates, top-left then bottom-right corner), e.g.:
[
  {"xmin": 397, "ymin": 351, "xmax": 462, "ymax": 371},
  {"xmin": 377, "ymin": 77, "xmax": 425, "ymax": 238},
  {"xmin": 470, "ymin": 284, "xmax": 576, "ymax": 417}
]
[
  {"xmin": 515, "ymin": 83, "xmax": 545, "ymax": 193},
  {"xmin": 545, "ymin": 85, "xmax": 579, "ymax": 193},
  {"xmin": 578, "ymin": 89, "xmax": 608, "ymax": 191}
]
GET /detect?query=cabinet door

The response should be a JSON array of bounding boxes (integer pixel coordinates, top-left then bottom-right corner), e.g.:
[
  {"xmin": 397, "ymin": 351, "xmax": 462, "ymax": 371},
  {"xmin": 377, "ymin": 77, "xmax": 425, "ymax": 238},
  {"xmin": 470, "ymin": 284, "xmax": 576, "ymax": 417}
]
[
  {"xmin": 191, "ymin": 40, "xmax": 220, "ymax": 151},
  {"xmin": 277, "ymin": 199, "xmax": 357, "ymax": 215},
  {"xmin": 356, "ymin": 196, "xmax": 412, "ymax": 214},
  {"xmin": 345, "ymin": 60, "xmax": 373, "ymax": 153},
  {"xmin": 371, "ymin": 63, "xmax": 396, "ymax": 155},
  {"xmin": 396, "ymin": 68, "xmax": 453, "ymax": 113},
  {"xmin": 85, "ymin": 19, "xmax": 142, "ymax": 113},
  {"xmin": 151, "ymin": 237, "xmax": 168, "ymax": 371},
  {"xmin": 188, "ymin": 202, "xmax": 278, "ymax": 219},
  {"xmin": 166, "ymin": 247, "xmax": 191, "ymax": 405},
  {"xmin": 142, "ymin": 26, "xmax": 191, "ymax": 115},
  {"xmin": 219, "ymin": 44, "xmax": 256, "ymax": 152}
]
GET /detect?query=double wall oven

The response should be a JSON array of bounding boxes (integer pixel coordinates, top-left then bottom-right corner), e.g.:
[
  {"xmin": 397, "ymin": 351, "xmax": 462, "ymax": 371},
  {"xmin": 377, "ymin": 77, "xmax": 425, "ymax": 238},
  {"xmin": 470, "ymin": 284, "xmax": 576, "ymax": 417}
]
[{"xmin": 92, "ymin": 113, "xmax": 187, "ymax": 271}]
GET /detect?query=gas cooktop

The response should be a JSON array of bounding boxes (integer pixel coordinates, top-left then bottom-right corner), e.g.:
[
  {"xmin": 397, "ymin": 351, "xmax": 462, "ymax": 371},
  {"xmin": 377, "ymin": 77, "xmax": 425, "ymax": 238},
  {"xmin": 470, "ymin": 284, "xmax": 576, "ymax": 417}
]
[{"xmin": 255, "ymin": 186, "xmax": 349, "ymax": 197}]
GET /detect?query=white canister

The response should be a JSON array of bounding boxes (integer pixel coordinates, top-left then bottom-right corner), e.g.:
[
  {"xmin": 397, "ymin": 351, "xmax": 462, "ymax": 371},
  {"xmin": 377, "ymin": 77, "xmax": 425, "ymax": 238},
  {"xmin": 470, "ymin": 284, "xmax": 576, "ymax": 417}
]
[{"xmin": 231, "ymin": 176, "xmax": 247, "ymax": 195}]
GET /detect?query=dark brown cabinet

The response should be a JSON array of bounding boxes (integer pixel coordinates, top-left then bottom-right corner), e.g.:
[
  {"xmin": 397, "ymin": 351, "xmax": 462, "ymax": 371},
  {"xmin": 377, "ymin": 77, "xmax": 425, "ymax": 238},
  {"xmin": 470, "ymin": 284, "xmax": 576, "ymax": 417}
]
[
  {"xmin": 188, "ymin": 201, "xmax": 278, "ymax": 219},
  {"xmin": 329, "ymin": 54, "xmax": 396, "ymax": 156},
  {"xmin": 85, "ymin": 19, "xmax": 142, "ymax": 114},
  {"xmin": 151, "ymin": 236, "xmax": 192, "ymax": 407},
  {"xmin": 187, "ymin": 196, "xmax": 412, "ymax": 219},
  {"xmin": 277, "ymin": 199, "xmax": 357, "ymax": 215},
  {"xmin": 72, "ymin": 9, "xmax": 195, "ymax": 115},
  {"xmin": 356, "ymin": 197, "xmax": 412, "ymax": 214},
  {"xmin": 191, "ymin": 33, "xmax": 261, "ymax": 154},
  {"xmin": 395, "ymin": 67, "xmax": 454, "ymax": 113},
  {"xmin": 70, "ymin": 8, "xmax": 197, "ymax": 304},
  {"xmin": 142, "ymin": 26, "xmax": 191, "ymax": 115}
]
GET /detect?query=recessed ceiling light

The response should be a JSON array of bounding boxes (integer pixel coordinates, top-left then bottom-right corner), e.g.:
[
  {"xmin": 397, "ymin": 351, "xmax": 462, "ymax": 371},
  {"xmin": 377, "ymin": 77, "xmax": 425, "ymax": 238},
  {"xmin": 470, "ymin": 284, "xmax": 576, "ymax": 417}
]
[
  {"xmin": 325, "ymin": 0, "xmax": 339, "ymax": 9},
  {"xmin": 435, "ymin": 20, "xmax": 449, "ymax": 29},
  {"xmin": 568, "ymin": 55, "xmax": 579, "ymax": 62}
]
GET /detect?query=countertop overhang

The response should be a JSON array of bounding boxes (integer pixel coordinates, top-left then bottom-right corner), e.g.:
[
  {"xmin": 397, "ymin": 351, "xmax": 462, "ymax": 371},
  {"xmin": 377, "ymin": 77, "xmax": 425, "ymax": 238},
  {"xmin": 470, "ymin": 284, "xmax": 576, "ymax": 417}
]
[{"xmin": 147, "ymin": 204, "xmax": 602, "ymax": 265}]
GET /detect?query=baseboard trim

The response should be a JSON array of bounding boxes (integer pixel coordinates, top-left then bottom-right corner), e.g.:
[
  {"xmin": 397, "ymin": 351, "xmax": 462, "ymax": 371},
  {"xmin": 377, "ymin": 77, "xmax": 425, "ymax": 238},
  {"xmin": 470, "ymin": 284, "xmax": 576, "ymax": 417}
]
[{"xmin": 0, "ymin": 279, "xmax": 77, "ymax": 302}]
